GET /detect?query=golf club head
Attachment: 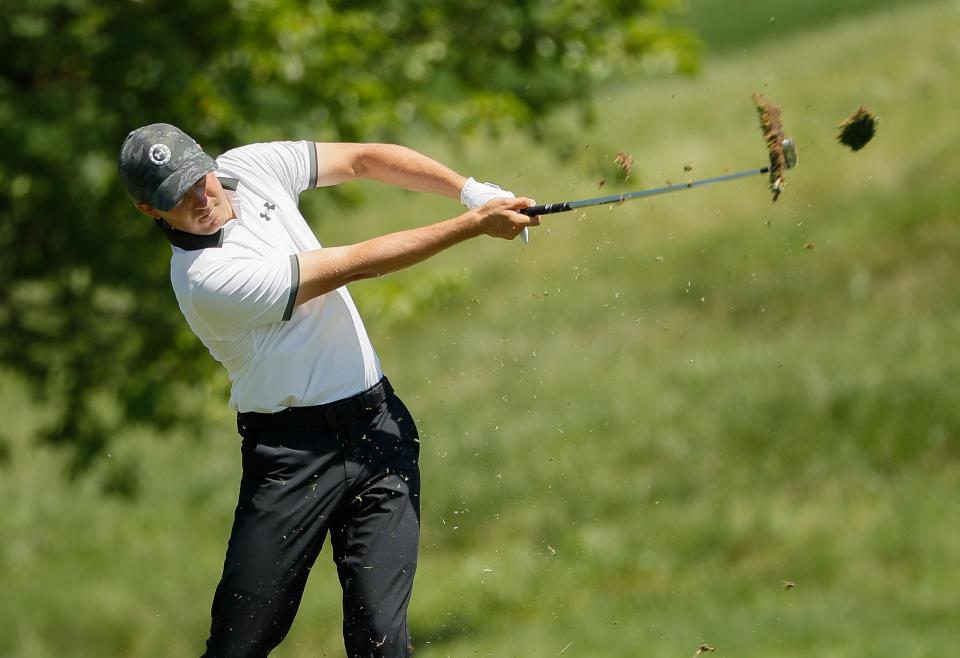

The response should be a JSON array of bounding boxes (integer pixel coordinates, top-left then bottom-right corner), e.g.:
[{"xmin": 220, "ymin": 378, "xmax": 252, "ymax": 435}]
[{"xmin": 782, "ymin": 137, "xmax": 798, "ymax": 169}]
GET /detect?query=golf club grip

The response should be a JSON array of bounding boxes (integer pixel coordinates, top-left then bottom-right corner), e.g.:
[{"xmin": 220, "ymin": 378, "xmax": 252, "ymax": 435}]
[{"xmin": 520, "ymin": 202, "xmax": 571, "ymax": 216}]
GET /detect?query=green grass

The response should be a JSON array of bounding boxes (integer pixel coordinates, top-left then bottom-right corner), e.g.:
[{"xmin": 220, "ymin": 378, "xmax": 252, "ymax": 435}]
[
  {"xmin": 679, "ymin": 0, "xmax": 942, "ymax": 52},
  {"xmin": 3, "ymin": 0, "xmax": 960, "ymax": 656}
]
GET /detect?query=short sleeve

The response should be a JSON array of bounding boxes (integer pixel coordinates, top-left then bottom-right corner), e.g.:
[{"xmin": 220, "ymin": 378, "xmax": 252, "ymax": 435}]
[
  {"xmin": 190, "ymin": 254, "xmax": 300, "ymax": 337},
  {"xmin": 216, "ymin": 141, "xmax": 318, "ymax": 201}
]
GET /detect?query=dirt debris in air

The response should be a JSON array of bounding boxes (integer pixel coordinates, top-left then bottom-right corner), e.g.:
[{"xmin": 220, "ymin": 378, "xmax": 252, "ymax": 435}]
[
  {"xmin": 838, "ymin": 105, "xmax": 878, "ymax": 151},
  {"xmin": 614, "ymin": 151, "xmax": 633, "ymax": 180},
  {"xmin": 752, "ymin": 92, "xmax": 789, "ymax": 202}
]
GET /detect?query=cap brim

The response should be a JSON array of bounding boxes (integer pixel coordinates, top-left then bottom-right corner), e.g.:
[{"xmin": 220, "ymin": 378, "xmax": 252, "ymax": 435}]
[{"xmin": 150, "ymin": 153, "xmax": 217, "ymax": 212}]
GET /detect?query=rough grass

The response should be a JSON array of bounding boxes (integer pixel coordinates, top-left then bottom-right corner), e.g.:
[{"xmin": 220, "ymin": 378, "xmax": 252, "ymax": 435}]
[
  {"xmin": 2, "ymin": 1, "xmax": 959, "ymax": 656},
  {"xmin": 678, "ymin": 0, "xmax": 939, "ymax": 52}
]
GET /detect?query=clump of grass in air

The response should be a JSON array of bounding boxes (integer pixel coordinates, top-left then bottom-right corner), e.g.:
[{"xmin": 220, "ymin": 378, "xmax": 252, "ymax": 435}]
[
  {"xmin": 752, "ymin": 92, "xmax": 789, "ymax": 202},
  {"xmin": 838, "ymin": 106, "xmax": 878, "ymax": 151}
]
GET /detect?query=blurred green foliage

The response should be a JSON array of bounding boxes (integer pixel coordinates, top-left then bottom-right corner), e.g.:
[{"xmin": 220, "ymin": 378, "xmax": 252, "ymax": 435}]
[{"xmin": 0, "ymin": 0, "xmax": 698, "ymax": 472}]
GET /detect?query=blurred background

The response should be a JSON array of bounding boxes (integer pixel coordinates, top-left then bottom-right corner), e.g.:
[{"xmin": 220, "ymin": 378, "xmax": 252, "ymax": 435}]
[{"xmin": 1, "ymin": 0, "xmax": 958, "ymax": 656}]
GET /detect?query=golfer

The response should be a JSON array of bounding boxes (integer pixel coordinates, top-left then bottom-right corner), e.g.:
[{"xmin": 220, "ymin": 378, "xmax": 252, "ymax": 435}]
[{"xmin": 118, "ymin": 123, "xmax": 539, "ymax": 657}]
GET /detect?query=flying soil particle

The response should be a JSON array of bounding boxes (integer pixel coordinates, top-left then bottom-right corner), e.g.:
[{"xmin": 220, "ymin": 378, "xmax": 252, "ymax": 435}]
[
  {"xmin": 752, "ymin": 92, "xmax": 789, "ymax": 202},
  {"xmin": 838, "ymin": 106, "xmax": 878, "ymax": 151},
  {"xmin": 614, "ymin": 151, "xmax": 633, "ymax": 180}
]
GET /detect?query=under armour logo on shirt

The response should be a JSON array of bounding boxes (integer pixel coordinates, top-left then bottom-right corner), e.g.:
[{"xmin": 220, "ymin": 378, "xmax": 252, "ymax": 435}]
[{"xmin": 260, "ymin": 202, "xmax": 276, "ymax": 221}]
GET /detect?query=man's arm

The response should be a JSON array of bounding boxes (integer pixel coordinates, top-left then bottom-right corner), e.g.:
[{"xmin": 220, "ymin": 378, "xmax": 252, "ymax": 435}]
[
  {"xmin": 294, "ymin": 197, "xmax": 538, "ymax": 308},
  {"xmin": 313, "ymin": 142, "xmax": 466, "ymax": 198}
]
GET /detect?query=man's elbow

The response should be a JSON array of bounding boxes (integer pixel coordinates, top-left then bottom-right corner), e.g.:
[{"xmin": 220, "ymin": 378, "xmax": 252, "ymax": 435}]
[
  {"xmin": 342, "ymin": 143, "xmax": 372, "ymax": 179},
  {"xmin": 351, "ymin": 144, "xmax": 378, "ymax": 179},
  {"xmin": 314, "ymin": 142, "xmax": 370, "ymax": 186},
  {"xmin": 347, "ymin": 271, "xmax": 381, "ymax": 283}
]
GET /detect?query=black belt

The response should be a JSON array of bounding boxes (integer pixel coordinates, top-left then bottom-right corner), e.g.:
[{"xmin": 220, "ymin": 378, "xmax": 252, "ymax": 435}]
[{"xmin": 237, "ymin": 377, "xmax": 394, "ymax": 432}]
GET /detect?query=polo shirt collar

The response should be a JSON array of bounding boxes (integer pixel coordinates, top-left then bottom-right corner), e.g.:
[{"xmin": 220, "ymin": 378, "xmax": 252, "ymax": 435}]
[{"xmin": 155, "ymin": 176, "xmax": 240, "ymax": 251}]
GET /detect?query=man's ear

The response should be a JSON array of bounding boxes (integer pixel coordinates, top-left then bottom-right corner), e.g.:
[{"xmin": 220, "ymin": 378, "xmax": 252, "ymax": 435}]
[{"xmin": 134, "ymin": 201, "xmax": 161, "ymax": 219}]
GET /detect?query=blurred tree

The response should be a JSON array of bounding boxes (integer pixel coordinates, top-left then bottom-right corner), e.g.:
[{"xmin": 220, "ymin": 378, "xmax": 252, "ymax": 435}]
[{"xmin": 0, "ymin": 0, "xmax": 698, "ymax": 474}]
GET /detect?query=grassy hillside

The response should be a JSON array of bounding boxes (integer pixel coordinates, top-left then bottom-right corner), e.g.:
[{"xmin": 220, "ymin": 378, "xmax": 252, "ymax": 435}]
[
  {"xmin": 680, "ymin": 0, "xmax": 939, "ymax": 52},
  {"xmin": 2, "ymin": 1, "xmax": 959, "ymax": 656}
]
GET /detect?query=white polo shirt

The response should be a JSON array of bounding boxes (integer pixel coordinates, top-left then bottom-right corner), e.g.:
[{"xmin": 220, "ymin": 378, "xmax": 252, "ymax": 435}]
[{"xmin": 161, "ymin": 140, "xmax": 383, "ymax": 412}]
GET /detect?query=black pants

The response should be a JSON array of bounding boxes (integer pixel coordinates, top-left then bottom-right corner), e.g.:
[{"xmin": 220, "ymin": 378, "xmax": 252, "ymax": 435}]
[{"xmin": 202, "ymin": 379, "xmax": 421, "ymax": 658}]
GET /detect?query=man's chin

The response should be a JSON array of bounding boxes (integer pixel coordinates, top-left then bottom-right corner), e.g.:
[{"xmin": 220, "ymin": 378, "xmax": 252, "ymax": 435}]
[{"xmin": 194, "ymin": 218, "xmax": 222, "ymax": 235}]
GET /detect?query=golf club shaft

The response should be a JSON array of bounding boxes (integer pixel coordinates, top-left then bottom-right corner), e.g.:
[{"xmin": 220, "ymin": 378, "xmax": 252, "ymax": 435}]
[{"xmin": 520, "ymin": 165, "xmax": 770, "ymax": 216}]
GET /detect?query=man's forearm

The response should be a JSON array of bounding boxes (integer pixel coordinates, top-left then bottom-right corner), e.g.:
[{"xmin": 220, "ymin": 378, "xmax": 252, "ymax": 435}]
[
  {"xmin": 354, "ymin": 143, "xmax": 466, "ymax": 198},
  {"xmin": 315, "ymin": 142, "xmax": 467, "ymax": 198},
  {"xmin": 294, "ymin": 211, "xmax": 480, "ymax": 307},
  {"xmin": 292, "ymin": 196, "xmax": 538, "ymax": 309}
]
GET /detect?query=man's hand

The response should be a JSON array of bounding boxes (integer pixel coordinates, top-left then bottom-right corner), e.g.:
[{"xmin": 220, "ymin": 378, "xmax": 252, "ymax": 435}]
[
  {"xmin": 460, "ymin": 177, "xmax": 515, "ymax": 209},
  {"xmin": 461, "ymin": 178, "xmax": 535, "ymax": 244},
  {"xmin": 473, "ymin": 197, "xmax": 540, "ymax": 240}
]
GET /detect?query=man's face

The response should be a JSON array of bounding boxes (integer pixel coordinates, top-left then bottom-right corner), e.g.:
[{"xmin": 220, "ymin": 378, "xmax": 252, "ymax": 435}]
[{"xmin": 136, "ymin": 172, "xmax": 232, "ymax": 234}]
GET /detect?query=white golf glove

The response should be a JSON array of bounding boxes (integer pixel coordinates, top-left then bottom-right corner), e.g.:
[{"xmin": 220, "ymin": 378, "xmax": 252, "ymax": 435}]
[{"xmin": 460, "ymin": 177, "xmax": 530, "ymax": 245}]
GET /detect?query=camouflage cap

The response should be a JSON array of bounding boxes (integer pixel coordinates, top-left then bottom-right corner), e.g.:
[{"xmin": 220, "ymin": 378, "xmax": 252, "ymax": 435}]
[{"xmin": 118, "ymin": 123, "xmax": 217, "ymax": 211}]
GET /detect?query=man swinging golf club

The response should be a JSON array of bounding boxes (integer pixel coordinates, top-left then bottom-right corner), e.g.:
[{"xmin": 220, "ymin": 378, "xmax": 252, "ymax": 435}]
[{"xmin": 118, "ymin": 123, "xmax": 539, "ymax": 657}]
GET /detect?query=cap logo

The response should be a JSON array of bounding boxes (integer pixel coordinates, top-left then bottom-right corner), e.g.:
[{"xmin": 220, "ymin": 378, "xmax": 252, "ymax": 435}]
[{"xmin": 148, "ymin": 143, "xmax": 172, "ymax": 166}]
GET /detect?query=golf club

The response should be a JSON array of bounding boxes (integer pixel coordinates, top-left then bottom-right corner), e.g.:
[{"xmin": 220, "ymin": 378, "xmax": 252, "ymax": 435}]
[{"xmin": 520, "ymin": 137, "xmax": 798, "ymax": 218}]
